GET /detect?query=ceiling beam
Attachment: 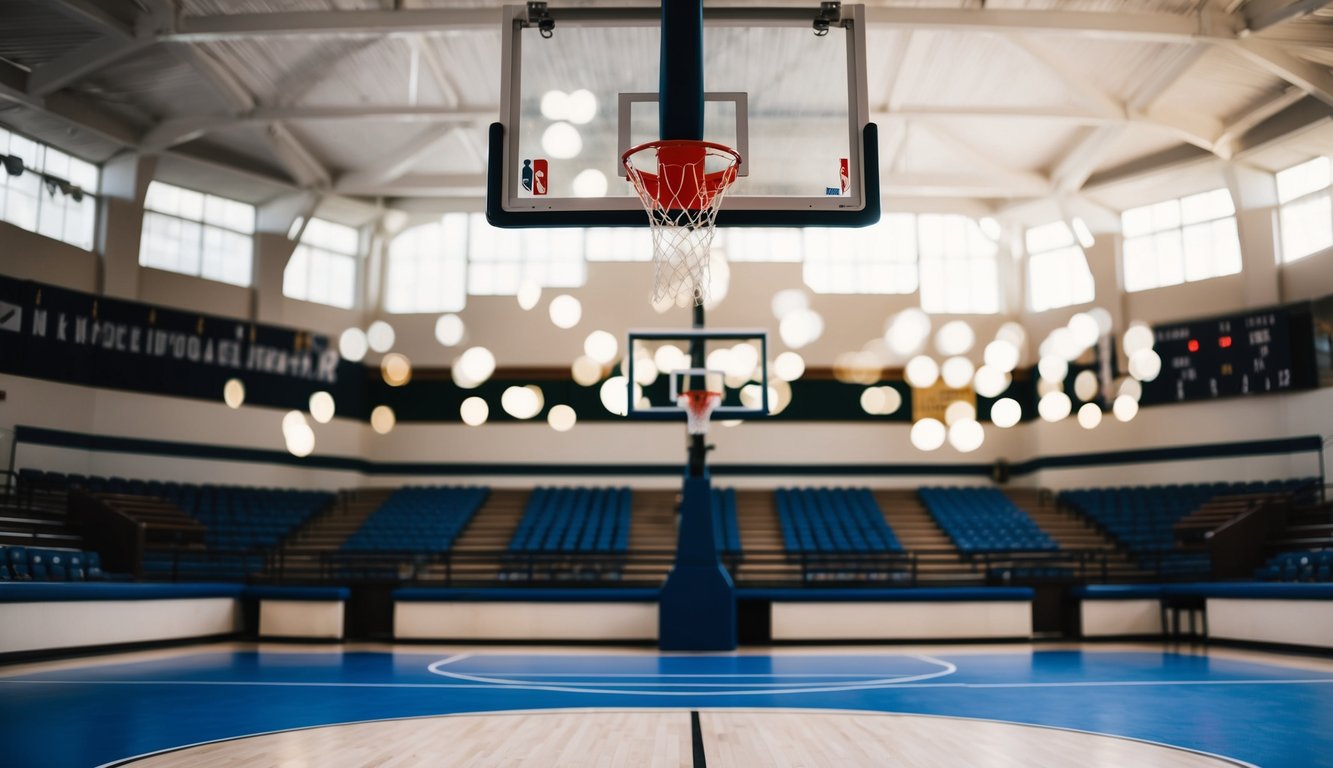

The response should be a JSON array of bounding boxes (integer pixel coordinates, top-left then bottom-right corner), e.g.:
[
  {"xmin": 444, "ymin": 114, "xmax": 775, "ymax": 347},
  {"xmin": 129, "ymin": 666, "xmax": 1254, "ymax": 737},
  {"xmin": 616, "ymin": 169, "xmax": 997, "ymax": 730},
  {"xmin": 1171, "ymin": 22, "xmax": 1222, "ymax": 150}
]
[
  {"xmin": 173, "ymin": 44, "xmax": 254, "ymax": 112},
  {"xmin": 335, "ymin": 173, "xmax": 488, "ymax": 197},
  {"xmin": 1213, "ymin": 87, "xmax": 1309, "ymax": 156},
  {"xmin": 881, "ymin": 172, "xmax": 1052, "ymax": 197},
  {"xmin": 170, "ymin": 43, "xmax": 332, "ymax": 188},
  {"xmin": 879, "ymin": 106, "xmax": 1120, "ymax": 124},
  {"xmin": 142, "ymin": 107, "xmax": 493, "ymax": 151},
  {"xmin": 1230, "ymin": 95, "xmax": 1333, "ymax": 157},
  {"xmin": 862, "ymin": 7, "xmax": 1233, "ymax": 42},
  {"xmin": 881, "ymin": 31, "xmax": 917, "ymax": 113},
  {"xmin": 28, "ymin": 35, "xmax": 153, "ymax": 97},
  {"xmin": 1002, "ymin": 35, "xmax": 1126, "ymax": 119},
  {"xmin": 164, "ymin": 8, "xmax": 499, "ymax": 42},
  {"xmin": 413, "ymin": 37, "xmax": 462, "ymax": 108},
  {"xmin": 921, "ymin": 122, "xmax": 1042, "ymax": 180},
  {"xmin": 1052, "ymin": 41, "xmax": 1216, "ymax": 190},
  {"xmin": 0, "ymin": 59, "xmax": 143, "ymax": 148},
  {"xmin": 1084, "ymin": 144, "xmax": 1216, "ymax": 189},
  {"xmin": 265, "ymin": 122, "xmax": 332, "ymax": 189},
  {"xmin": 1052, "ymin": 125, "xmax": 1127, "ymax": 193},
  {"xmin": 161, "ymin": 7, "xmax": 1228, "ymax": 43},
  {"xmin": 250, "ymin": 105, "xmax": 494, "ymax": 123},
  {"xmin": 1230, "ymin": 38, "xmax": 1333, "ymax": 107},
  {"xmin": 335, "ymin": 125, "xmax": 462, "ymax": 191},
  {"xmin": 1241, "ymin": 0, "xmax": 1333, "ymax": 32},
  {"xmin": 45, "ymin": 0, "xmax": 136, "ymax": 39}
]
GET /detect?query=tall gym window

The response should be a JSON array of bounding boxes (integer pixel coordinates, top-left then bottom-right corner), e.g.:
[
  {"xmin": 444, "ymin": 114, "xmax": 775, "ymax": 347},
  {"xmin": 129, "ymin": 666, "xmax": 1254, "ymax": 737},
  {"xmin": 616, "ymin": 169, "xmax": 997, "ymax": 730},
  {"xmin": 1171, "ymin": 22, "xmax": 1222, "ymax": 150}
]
[
  {"xmin": 284, "ymin": 218, "xmax": 360, "ymax": 309},
  {"xmin": 584, "ymin": 228, "xmax": 653, "ymax": 262},
  {"xmin": 1121, "ymin": 188, "xmax": 1241, "ymax": 293},
  {"xmin": 1276, "ymin": 157, "xmax": 1332, "ymax": 263},
  {"xmin": 0, "ymin": 127, "xmax": 99, "ymax": 251},
  {"xmin": 918, "ymin": 214, "xmax": 1000, "ymax": 314},
  {"xmin": 467, "ymin": 214, "xmax": 585, "ymax": 295},
  {"xmin": 140, "ymin": 181, "xmax": 255, "ymax": 287},
  {"xmin": 1026, "ymin": 221, "xmax": 1094, "ymax": 312},
  {"xmin": 385, "ymin": 215, "xmax": 468, "ymax": 313},
  {"xmin": 722, "ymin": 229, "xmax": 804, "ymax": 263},
  {"xmin": 803, "ymin": 214, "xmax": 918, "ymax": 294}
]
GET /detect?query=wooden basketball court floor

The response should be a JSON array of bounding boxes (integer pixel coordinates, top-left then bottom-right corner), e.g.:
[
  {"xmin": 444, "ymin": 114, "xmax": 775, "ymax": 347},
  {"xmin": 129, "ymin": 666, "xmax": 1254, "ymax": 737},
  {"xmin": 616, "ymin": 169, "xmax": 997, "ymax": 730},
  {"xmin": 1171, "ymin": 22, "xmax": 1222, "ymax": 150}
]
[{"xmin": 2, "ymin": 642, "xmax": 1331, "ymax": 767}]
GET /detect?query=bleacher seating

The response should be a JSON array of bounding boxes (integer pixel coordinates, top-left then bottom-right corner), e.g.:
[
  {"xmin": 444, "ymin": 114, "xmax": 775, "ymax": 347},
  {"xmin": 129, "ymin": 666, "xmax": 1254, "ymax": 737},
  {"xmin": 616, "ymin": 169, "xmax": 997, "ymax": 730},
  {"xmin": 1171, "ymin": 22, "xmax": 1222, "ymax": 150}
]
[
  {"xmin": 1059, "ymin": 479, "xmax": 1312, "ymax": 578},
  {"xmin": 24, "ymin": 472, "xmax": 331, "ymax": 551},
  {"xmin": 1, "ymin": 546, "xmax": 105, "ymax": 581},
  {"xmin": 1256, "ymin": 549, "xmax": 1333, "ymax": 582},
  {"xmin": 342, "ymin": 486, "xmax": 489, "ymax": 553},
  {"xmin": 712, "ymin": 488, "xmax": 741, "ymax": 555},
  {"xmin": 919, "ymin": 487, "xmax": 1057, "ymax": 554},
  {"xmin": 509, "ymin": 487, "xmax": 631, "ymax": 553},
  {"xmin": 775, "ymin": 488, "xmax": 903, "ymax": 553},
  {"xmin": 165, "ymin": 485, "xmax": 333, "ymax": 551}
]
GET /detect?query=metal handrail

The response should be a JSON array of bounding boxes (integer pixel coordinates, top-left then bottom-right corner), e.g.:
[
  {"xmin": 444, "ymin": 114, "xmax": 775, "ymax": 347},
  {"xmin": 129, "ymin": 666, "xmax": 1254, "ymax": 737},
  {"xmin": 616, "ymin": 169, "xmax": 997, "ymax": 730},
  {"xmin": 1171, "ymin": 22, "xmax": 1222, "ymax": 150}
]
[{"xmin": 136, "ymin": 544, "xmax": 1140, "ymax": 588}]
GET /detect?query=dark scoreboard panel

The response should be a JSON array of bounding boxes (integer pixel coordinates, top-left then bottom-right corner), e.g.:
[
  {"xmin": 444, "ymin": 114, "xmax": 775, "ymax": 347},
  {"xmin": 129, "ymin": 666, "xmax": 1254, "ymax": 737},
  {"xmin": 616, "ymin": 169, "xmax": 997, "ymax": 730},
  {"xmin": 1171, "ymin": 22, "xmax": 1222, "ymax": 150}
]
[{"xmin": 1140, "ymin": 305, "xmax": 1317, "ymax": 405}]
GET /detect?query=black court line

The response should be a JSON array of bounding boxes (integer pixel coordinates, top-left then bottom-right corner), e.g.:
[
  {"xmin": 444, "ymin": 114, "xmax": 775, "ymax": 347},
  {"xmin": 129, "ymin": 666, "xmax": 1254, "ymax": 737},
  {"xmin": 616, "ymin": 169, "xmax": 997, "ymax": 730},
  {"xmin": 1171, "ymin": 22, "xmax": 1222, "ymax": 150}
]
[{"xmin": 691, "ymin": 710, "xmax": 707, "ymax": 768}]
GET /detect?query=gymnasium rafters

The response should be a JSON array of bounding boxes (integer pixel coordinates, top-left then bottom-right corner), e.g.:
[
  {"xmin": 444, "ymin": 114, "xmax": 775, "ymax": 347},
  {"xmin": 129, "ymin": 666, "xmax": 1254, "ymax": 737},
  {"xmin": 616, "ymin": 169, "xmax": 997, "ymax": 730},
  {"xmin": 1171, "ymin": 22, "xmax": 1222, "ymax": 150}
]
[{"xmin": 0, "ymin": 0, "xmax": 1329, "ymax": 218}]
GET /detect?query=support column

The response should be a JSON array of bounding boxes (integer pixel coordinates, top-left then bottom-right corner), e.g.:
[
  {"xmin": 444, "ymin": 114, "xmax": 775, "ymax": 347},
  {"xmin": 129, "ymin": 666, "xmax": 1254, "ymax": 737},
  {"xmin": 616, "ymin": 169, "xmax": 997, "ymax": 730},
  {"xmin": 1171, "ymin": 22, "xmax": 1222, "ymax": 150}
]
[
  {"xmin": 1224, "ymin": 162, "xmax": 1282, "ymax": 308},
  {"xmin": 98, "ymin": 152, "xmax": 156, "ymax": 301},
  {"xmin": 253, "ymin": 191, "xmax": 318, "ymax": 324}
]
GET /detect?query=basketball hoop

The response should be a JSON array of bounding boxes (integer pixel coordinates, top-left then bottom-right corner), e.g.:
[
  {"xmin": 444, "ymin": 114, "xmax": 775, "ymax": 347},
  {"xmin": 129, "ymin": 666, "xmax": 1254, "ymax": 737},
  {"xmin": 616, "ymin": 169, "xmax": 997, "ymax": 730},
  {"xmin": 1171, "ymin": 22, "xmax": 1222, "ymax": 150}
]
[
  {"xmin": 622, "ymin": 140, "xmax": 741, "ymax": 308},
  {"xmin": 678, "ymin": 389, "xmax": 722, "ymax": 435}
]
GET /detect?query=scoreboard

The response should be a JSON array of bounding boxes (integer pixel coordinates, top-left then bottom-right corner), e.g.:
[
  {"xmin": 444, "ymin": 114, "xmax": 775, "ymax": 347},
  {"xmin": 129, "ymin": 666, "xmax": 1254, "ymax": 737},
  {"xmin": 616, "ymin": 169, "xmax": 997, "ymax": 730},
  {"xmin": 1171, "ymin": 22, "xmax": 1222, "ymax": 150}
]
[{"xmin": 1139, "ymin": 305, "xmax": 1317, "ymax": 405}]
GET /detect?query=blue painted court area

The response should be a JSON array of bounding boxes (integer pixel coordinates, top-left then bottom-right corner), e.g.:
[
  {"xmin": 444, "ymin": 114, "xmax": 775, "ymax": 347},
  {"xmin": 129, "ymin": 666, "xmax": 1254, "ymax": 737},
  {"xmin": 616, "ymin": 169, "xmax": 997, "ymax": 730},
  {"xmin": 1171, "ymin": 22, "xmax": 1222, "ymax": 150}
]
[{"xmin": 1, "ymin": 648, "xmax": 1331, "ymax": 767}]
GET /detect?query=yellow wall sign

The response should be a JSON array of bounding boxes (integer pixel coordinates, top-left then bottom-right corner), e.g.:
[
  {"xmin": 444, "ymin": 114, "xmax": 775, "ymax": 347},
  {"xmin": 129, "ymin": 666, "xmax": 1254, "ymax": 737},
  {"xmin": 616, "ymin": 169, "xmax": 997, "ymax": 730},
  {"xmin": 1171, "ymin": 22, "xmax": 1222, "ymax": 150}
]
[{"xmin": 911, "ymin": 382, "xmax": 976, "ymax": 422}]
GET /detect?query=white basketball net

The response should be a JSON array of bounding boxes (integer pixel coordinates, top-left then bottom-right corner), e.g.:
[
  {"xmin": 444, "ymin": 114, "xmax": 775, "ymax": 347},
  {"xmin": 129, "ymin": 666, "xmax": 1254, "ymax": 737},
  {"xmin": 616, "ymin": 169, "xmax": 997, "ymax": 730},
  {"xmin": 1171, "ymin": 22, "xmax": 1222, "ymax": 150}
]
[
  {"xmin": 678, "ymin": 391, "xmax": 722, "ymax": 435},
  {"xmin": 623, "ymin": 141, "xmax": 741, "ymax": 308}
]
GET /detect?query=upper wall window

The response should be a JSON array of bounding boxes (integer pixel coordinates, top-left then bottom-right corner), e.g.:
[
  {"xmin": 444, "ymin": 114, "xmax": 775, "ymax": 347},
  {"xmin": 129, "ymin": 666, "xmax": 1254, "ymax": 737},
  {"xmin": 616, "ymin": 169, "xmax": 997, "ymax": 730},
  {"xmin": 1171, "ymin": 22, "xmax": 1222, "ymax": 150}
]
[
  {"xmin": 803, "ymin": 214, "xmax": 918, "ymax": 294},
  {"xmin": 467, "ymin": 214, "xmax": 585, "ymax": 295},
  {"xmin": 1121, "ymin": 188, "xmax": 1241, "ymax": 292},
  {"xmin": 284, "ymin": 218, "xmax": 360, "ymax": 309},
  {"xmin": 384, "ymin": 215, "xmax": 468, "ymax": 314},
  {"xmin": 918, "ymin": 214, "xmax": 1000, "ymax": 314},
  {"xmin": 1276, "ymin": 157, "xmax": 1332, "ymax": 263},
  {"xmin": 721, "ymin": 229, "xmax": 804, "ymax": 263},
  {"xmin": 584, "ymin": 228, "xmax": 653, "ymax": 262},
  {"xmin": 140, "ymin": 181, "xmax": 255, "ymax": 287},
  {"xmin": 1026, "ymin": 221, "xmax": 1094, "ymax": 312},
  {"xmin": 0, "ymin": 127, "xmax": 99, "ymax": 251}
]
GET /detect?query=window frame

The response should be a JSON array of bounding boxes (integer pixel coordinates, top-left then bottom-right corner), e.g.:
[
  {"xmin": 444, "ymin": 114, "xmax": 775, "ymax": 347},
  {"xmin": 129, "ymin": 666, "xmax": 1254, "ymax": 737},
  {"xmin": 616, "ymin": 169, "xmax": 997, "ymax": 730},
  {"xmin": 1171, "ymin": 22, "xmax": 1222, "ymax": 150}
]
[
  {"xmin": 139, "ymin": 180, "xmax": 256, "ymax": 287},
  {"xmin": 283, "ymin": 218, "xmax": 362, "ymax": 310},
  {"xmin": 0, "ymin": 126, "xmax": 100, "ymax": 251},
  {"xmin": 1120, "ymin": 187, "xmax": 1241, "ymax": 293},
  {"xmin": 1275, "ymin": 156, "xmax": 1332, "ymax": 264},
  {"xmin": 1024, "ymin": 221, "xmax": 1095, "ymax": 313}
]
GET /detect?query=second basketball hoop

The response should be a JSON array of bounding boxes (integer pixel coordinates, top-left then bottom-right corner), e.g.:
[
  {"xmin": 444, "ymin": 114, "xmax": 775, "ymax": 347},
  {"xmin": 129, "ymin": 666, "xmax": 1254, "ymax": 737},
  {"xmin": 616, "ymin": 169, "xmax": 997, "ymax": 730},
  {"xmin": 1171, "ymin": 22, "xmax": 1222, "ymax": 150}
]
[{"xmin": 622, "ymin": 140, "xmax": 742, "ymax": 307}]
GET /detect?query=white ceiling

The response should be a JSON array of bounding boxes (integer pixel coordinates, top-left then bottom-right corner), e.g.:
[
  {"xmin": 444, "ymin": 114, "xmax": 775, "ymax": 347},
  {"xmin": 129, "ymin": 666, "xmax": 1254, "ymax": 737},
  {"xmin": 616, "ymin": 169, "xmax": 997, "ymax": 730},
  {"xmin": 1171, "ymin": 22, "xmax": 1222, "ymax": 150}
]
[{"xmin": 0, "ymin": 0, "xmax": 1329, "ymax": 224}]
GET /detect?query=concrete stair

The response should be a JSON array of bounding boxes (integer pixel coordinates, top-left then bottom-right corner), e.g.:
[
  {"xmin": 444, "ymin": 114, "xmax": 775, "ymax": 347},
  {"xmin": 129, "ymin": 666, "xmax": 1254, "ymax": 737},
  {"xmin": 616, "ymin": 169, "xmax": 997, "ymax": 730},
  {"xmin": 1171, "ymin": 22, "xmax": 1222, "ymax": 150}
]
[
  {"xmin": 625, "ymin": 489, "xmax": 678, "ymax": 584},
  {"xmin": 733, "ymin": 488, "xmax": 800, "ymax": 583},
  {"xmin": 1004, "ymin": 488, "xmax": 1150, "ymax": 579},
  {"xmin": 421, "ymin": 489, "xmax": 529, "ymax": 582},
  {"xmin": 273, "ymin": 488, "xmax": 393, "ymax": 578},
  {"xmin": 874, "ymin": 489, "xmax": 975, "ymax": 584}
]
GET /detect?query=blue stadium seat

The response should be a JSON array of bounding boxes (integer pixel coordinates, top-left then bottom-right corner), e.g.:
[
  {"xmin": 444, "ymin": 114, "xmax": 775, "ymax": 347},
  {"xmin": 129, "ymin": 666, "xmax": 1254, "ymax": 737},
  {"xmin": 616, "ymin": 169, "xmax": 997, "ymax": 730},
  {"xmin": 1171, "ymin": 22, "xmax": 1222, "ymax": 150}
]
[
  {"xmin": 919, "ymin": 487, "xmax": 1056, "ymax": 555},
  {"xmin": 7, "ymin": 547, "xmax": 31, "ymax": 580},
  {"xmin": 343, "ymin": 486, "xmax": 490, "ymax": 554}
]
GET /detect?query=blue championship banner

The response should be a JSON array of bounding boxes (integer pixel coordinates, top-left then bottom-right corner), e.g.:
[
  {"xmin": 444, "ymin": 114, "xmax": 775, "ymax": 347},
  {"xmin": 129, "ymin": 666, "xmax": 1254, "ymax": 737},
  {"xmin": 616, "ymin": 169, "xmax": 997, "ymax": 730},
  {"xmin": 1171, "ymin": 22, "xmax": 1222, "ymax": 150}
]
[{"xmin": 0, "ymin": 276, "xmax": 365, "ymax": 414}]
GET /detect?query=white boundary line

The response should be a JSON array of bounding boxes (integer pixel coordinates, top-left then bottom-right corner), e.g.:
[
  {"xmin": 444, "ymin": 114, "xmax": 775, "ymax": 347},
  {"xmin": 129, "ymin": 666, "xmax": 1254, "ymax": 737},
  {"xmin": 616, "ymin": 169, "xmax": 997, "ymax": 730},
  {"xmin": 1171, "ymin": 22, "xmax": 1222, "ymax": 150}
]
[{"xmin": 424, "ymin": 652, "xmax": 959, "ymax": 696}]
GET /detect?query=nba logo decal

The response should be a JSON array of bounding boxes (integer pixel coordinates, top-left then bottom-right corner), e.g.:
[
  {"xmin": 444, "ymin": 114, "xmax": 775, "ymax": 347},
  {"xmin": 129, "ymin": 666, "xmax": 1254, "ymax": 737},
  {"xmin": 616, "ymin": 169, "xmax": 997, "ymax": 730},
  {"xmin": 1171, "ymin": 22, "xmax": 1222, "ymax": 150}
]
[
  {"xmin": 522, "ymin": 159, "xmax": 548, "ymax": 196},
  {"xmin": 840, "ymin": 158, "xmax": 849, "ymax": 194}
]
